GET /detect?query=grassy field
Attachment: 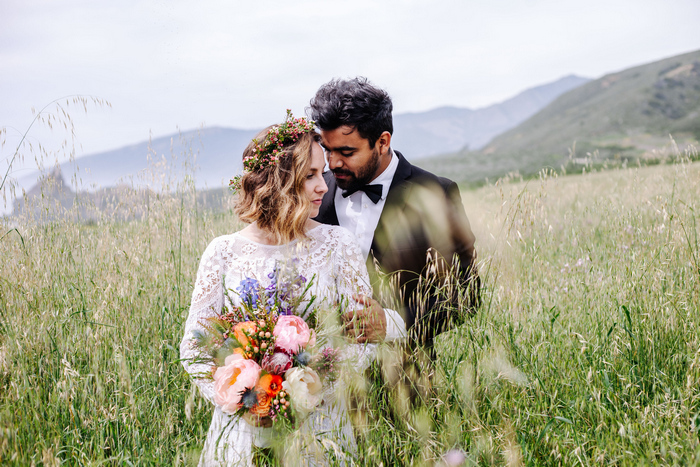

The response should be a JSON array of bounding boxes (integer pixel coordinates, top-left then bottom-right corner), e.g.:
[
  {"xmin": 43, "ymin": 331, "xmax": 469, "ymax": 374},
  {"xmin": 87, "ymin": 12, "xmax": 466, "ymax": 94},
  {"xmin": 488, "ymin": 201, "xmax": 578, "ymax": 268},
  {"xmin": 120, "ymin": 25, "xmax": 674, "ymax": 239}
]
[{"xmin": 1, "ymin": 153, "xmax": 699, "ymax": 465}]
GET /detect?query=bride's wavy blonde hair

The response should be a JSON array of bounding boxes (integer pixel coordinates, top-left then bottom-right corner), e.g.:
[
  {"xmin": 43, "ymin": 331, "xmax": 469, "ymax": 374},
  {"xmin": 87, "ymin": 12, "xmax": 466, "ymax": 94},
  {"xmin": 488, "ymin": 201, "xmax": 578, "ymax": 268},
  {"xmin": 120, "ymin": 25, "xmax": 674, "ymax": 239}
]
[{"xmin": 234, "ymin": 126, "xmax": 321, "ymax": 244}]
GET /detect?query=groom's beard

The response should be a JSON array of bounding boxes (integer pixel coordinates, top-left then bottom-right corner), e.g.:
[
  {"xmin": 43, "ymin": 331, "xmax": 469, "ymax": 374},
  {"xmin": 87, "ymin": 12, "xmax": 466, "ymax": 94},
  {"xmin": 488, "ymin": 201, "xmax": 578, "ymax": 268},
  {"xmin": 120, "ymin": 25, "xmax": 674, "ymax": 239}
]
[{"xmin": 332, "ymin": 147, "xmax": 381, "ymax": 192}]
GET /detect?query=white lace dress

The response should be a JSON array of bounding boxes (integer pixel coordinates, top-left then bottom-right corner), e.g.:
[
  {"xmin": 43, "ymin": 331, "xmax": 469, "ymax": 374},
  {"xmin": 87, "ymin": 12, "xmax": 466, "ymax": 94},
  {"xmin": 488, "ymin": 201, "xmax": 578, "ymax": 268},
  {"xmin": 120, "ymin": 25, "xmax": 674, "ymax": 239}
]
[{"xmin": 180, "ymin": 224, "xmax": 376, "ymax": 466}]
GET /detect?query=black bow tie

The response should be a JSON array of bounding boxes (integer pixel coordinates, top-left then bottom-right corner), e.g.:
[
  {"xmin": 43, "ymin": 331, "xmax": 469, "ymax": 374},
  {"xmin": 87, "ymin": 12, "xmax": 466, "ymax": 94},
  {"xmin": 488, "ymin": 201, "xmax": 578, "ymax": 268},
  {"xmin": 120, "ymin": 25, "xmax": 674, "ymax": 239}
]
[{"xmin": 342, "ymin": 184, "xmax": 383, "ymax": 204}]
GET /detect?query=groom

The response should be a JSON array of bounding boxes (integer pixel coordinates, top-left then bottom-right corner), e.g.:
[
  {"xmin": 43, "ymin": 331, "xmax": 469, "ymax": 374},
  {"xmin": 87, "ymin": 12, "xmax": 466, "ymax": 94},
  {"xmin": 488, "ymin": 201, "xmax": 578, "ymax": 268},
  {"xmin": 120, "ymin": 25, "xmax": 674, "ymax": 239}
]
[{"xmin": 310, "ymin": 77, "xmax": 479, "ymax": 348}]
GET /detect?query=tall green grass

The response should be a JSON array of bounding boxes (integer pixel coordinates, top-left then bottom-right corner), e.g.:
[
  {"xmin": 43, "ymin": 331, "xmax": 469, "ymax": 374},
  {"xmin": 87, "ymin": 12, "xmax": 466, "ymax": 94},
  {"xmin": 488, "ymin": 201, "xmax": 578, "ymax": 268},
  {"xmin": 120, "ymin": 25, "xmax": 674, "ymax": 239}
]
[
  {"xmin": 1, "ymin": 131, "xmax": 699, "ymax": 464},
  {"xmin": 444, "ymin": 158, "xmax": 700, "ymax": 465}
]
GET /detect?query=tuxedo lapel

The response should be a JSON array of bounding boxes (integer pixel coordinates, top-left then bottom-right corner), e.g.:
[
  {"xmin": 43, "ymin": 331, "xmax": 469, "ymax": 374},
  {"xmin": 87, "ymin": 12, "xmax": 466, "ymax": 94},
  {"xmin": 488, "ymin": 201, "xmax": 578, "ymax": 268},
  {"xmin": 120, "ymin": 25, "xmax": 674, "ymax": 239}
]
[
  {"xmin": 369, "ymin": 151, "xmax": 413, "ymax": 260},
  {"xmin": 316, "ymin": 151, "xmax": 414, "ymax": 257},
  {"xmin": 387, "ymin": 150, "xmax": 413, "ymax": 193},
  {"xmin": 315, "ymin": 171, "xmax": 339, "ymax": 226}
]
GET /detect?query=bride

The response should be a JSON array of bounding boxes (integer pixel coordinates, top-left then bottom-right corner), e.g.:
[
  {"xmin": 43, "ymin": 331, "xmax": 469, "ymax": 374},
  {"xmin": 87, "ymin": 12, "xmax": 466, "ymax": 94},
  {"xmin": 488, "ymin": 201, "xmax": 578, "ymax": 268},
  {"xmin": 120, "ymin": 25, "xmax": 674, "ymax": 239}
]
[{"xmin": 180, "ymin": 112, "xmax": 376, "ymax": 466}]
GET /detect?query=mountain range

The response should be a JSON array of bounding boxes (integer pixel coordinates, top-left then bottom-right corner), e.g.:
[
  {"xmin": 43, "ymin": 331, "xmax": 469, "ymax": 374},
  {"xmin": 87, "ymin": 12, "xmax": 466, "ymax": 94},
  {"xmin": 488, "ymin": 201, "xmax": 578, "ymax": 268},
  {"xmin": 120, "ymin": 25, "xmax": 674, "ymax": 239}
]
[
  {"xmin": 45, "ymin": 127, "xmax": 260, "ymax": 191},
  {"xmin": 392, "ymin": 75, "xmax": 589, "ymax": 156},
  {"xmin": 10, "ymin": 48, "xmax": 700, "ymax": 217},
  {"xmin": 419, "ymin": 49, "xmax": 700, "ymax": 184},
  {"xmin": 11, "ymin": 74, "xmax": 590, "ymax": 196}
]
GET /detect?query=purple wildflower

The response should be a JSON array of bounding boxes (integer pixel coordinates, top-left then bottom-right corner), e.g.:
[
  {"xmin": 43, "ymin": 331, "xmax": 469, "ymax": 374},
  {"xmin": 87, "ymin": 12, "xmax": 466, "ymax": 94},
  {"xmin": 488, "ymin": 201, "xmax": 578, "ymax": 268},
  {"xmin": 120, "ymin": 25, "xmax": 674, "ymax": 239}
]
[{"xmin": 238, "ymin": 278, "xmax": 260, "ymax": 308}]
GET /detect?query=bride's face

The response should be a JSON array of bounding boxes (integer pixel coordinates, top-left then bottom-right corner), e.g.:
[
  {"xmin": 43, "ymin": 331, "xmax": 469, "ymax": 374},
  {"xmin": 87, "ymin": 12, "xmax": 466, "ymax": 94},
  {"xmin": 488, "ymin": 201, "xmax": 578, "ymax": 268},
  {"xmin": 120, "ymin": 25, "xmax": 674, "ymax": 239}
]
[{"xmin": 305, "ymin": 142, "xmax": 328, "ymax": 218}]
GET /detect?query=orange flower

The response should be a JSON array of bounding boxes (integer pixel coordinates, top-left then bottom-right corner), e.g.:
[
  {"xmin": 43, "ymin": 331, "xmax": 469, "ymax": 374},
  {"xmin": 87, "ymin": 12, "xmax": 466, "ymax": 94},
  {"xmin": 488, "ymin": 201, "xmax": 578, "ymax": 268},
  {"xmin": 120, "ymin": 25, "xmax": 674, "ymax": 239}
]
[
  {"xmin": 233, "ymin": 321, "xmax": 257, "ymax": 348},
  {"xmin": 250, "ymin": 391, "xmax": 272, "ymax": 417},
  {"xmin": 257, "ymin": 373, "xmax": 283, "ymax": 397}
]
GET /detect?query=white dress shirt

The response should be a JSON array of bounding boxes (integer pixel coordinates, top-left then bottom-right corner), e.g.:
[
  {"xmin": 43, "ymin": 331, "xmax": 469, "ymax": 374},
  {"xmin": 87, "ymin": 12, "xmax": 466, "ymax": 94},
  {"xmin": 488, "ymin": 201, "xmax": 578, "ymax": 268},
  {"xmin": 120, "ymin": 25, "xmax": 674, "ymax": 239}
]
[{"xmin": 333, "ymin": 150, "xmax": 406, "ymax": 341}]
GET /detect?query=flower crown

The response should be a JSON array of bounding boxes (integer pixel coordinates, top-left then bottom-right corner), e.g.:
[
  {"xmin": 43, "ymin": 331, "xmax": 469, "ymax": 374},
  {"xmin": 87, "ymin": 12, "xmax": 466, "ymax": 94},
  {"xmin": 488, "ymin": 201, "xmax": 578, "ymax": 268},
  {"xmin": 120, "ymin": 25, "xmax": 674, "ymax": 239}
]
[{"xmin": 229, "ymin": 110, "xmax": 315, "ymax": 193}]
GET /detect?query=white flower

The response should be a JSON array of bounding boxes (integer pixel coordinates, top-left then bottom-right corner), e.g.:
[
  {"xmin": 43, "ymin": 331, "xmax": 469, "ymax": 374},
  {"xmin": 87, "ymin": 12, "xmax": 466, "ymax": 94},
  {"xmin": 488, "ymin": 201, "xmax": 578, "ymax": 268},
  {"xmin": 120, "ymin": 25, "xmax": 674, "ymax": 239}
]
[
  {"xmin": 442, "ymin": 449, "xmax": 466, "ymax": 466},
  {"xmin": 282, "ymin": 366, "xmax": 323, "ymax": 417}
]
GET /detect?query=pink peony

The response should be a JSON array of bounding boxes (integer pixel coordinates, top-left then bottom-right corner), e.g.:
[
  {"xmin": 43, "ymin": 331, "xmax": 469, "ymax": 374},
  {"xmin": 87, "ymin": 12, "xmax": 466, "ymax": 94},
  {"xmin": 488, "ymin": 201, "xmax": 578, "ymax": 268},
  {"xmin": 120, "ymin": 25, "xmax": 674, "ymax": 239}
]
[
  {"xmin": 261, "ymin": 352, "xmax": 293, "ymax": 375},
  {"xmin": 273, "ymin": 315, "xmax": 315, "ymax": 354},
  {"xmin": 213, "ymin": 354, "xmax": 261, "ymax": 414}
]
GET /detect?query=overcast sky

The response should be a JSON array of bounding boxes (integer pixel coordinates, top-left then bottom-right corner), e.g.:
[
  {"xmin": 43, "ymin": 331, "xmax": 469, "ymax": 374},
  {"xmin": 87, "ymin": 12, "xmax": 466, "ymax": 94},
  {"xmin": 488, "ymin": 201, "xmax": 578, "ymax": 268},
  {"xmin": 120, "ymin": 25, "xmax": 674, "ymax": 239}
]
[{"xmin": 2, "ymin": 0, "xmax": 699, "ymax": 167}]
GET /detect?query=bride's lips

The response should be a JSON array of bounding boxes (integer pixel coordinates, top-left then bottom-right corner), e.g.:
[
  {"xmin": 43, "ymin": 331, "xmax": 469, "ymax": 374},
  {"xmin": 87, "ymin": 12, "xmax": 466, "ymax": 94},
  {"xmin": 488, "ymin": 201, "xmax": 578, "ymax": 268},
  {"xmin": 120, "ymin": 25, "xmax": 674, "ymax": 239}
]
[{"xmin": 311, "ymin": 199, "xmax": 323, "ymax": 205}]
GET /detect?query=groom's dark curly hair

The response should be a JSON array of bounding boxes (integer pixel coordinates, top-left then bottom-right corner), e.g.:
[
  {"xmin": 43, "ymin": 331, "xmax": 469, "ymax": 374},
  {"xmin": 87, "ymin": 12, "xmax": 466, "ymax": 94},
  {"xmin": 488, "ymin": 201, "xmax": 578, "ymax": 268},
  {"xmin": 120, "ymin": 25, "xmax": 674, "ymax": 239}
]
[{"xmin": 308, "ymin": 77, "xmax": 393, "ymax": 147}]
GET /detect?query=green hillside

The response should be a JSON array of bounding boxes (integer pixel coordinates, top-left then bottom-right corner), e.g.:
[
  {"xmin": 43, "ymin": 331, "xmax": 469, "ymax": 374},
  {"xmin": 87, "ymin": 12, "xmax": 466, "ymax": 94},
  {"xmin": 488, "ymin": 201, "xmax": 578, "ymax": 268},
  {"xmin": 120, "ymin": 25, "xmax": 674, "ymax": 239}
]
[{"xmin": 420, "ymin": 49, "xmax": 700, "ymax": 184}]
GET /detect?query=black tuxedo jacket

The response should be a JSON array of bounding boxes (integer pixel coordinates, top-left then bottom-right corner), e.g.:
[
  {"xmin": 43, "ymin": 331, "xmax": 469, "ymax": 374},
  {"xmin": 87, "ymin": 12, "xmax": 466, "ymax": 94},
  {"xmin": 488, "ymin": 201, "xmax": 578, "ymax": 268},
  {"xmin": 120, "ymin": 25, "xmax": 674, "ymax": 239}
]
[{"xmin": 314, "ymin": 151, "xmax": 479, "ymax": 347}]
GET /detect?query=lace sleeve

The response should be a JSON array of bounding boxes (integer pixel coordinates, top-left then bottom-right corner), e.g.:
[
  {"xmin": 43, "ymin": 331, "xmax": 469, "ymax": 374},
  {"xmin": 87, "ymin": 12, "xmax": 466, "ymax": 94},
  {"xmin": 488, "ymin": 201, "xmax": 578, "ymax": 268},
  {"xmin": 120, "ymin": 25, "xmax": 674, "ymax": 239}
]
[
  {"xmin": 180, "ymin": 237, "xmax": 226, "ymax": 404},
  {"xmin": 329, "ymin": 227, "xmax": 373, "ymax": 303},
  {"xmin": 328, "ymin": 226, "xmax": 406, "ymax": 341}
]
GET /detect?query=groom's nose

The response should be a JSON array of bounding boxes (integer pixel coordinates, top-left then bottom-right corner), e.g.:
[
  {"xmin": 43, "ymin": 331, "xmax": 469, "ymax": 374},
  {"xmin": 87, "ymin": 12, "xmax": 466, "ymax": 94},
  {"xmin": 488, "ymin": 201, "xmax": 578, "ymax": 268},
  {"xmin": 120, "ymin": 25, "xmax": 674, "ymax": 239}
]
[{"xmin": 327, "ymin": 153, "xmax": 344, "ymax": 171}]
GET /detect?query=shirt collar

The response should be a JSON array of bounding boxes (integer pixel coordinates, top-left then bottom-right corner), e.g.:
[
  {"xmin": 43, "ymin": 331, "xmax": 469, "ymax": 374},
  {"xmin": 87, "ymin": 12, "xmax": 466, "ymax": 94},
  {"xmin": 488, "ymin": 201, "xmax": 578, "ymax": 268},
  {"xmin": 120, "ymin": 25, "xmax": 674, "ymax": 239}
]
[{"xmin": 369, "ymin": 149, "xmax": 399, "ymax": 200}]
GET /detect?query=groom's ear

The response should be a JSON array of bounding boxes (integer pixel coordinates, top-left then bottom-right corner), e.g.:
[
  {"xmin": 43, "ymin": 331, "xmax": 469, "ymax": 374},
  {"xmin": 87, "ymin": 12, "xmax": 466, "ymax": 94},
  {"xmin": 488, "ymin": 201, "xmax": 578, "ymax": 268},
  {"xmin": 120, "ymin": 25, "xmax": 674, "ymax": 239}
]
[{"xmin": 376, "ymin": 131, "xmax": 392, "ymax": 157}]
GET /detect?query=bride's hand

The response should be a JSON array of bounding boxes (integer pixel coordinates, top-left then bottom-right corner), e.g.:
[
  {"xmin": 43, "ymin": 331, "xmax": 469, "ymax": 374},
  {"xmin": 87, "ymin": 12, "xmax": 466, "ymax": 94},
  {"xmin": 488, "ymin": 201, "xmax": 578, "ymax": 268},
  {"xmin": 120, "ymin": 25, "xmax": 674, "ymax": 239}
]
[
  {"xmin": 343, "ymin": 294, "xmax": 387, "ymax": 343},
  {"xmin": 242, "ymin": 412, "xmax": 273, "ymax": 428}
]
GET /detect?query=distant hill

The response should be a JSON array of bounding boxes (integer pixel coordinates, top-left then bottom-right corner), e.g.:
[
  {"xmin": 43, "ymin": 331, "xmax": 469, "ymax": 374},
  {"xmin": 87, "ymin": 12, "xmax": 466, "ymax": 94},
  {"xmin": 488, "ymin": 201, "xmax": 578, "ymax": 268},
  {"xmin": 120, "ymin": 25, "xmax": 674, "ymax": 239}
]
[
  {"xmin": 12, "ymin": 166, "xmax": 232, "ymax": 222},
  {"xmin": 57, "ymin": 126, "xmax": 260, "ymax": 190},
  {"xmin": 392, "ymin": 75, "xmax": 590, "ymax": 157},
  {"xmin": 420, "ymin": 49, "xmax": 700, "ymax": 184},
  {"xmin": 9, "ymin": 75, "xmax": 588, "ymax": 198}
]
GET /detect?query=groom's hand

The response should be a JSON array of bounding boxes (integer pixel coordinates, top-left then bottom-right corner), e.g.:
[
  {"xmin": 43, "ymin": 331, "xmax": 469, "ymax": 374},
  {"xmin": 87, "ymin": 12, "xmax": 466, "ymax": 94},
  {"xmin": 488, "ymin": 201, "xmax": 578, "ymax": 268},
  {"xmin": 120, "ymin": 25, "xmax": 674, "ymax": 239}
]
[{"xmin": 343, "ymin": 294, "xmax": 387, "ymax": 343}]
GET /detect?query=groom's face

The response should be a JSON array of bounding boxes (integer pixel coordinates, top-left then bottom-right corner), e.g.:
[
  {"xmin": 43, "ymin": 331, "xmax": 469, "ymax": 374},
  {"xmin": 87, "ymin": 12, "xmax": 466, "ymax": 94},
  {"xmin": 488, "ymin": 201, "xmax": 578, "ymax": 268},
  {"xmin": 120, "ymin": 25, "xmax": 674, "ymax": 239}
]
[{"xmin": 320, "ymin": 126, "xmax": 389, "ymax": 192}]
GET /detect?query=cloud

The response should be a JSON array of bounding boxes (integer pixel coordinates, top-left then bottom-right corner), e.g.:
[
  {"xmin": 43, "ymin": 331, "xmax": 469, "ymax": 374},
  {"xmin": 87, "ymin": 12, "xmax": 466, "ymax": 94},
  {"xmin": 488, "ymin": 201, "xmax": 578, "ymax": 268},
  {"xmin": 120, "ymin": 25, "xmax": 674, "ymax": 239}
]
[{"xmin": 1, "ymin": 0, "xmax": 699, "ymax": 159}]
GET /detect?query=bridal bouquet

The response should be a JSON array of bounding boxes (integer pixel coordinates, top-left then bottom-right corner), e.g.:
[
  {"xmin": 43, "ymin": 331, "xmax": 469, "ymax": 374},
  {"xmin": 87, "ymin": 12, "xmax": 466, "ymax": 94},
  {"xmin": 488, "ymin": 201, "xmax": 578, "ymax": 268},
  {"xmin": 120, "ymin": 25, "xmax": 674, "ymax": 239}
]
[{"xmin": 191, "ymin": 267, "xmax": 340, "ymax": 426}]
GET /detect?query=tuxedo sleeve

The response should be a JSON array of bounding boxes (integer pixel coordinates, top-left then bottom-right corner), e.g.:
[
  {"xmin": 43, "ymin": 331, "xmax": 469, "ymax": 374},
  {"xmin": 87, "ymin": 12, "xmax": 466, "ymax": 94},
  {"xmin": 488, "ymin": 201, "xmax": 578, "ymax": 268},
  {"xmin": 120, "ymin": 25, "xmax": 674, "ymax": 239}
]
[
  {"xmin": 405, "ymin": 180, "xmax": 480, "ymax": 348},
  {"xmin": 367, "ymin": 153, "xmax": 481, "ymax": 349},
  {"xmin": 445, "ymin": 180, "xmax": 480, "ymax": 302}
]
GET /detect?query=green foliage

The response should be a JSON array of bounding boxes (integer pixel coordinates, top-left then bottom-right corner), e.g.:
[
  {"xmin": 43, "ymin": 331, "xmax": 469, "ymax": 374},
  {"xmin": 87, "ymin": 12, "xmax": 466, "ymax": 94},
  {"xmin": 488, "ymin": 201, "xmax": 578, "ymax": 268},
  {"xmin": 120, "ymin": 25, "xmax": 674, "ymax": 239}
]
[
  {"xmin": 0, "ymin": 179, "xmax": 242, "ymax": 464},
  {"xmin": 439, "ymin": 160, "xmax": 700, "ymax": 465},
  {"xmin": 1, "ymin": 148, "xmax": 700, "ymax": 464}
]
